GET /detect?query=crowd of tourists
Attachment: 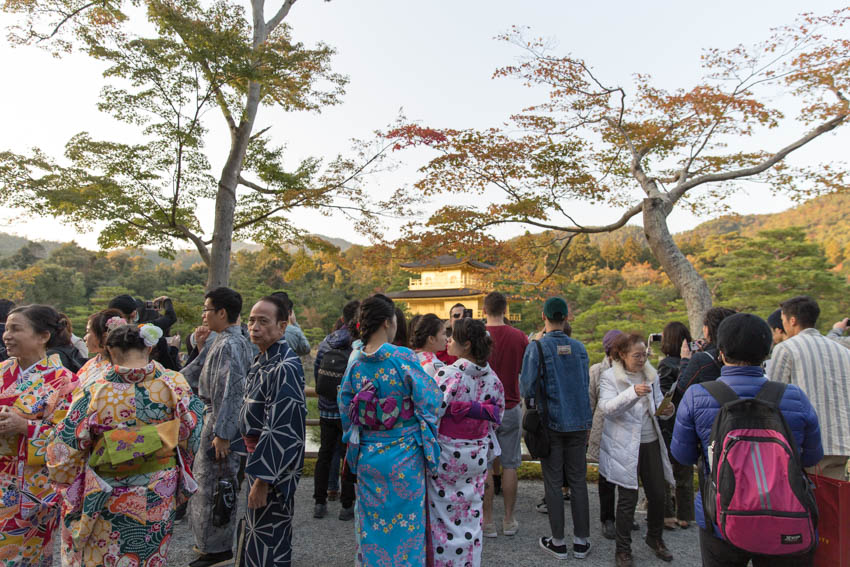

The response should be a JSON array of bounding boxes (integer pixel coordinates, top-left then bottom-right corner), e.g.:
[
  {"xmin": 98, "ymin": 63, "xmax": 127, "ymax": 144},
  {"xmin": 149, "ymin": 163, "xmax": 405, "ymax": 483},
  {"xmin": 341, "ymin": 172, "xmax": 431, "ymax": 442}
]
[{"xmin": 0, "ymin": 287, "xmax": 847, "ymax": 567}]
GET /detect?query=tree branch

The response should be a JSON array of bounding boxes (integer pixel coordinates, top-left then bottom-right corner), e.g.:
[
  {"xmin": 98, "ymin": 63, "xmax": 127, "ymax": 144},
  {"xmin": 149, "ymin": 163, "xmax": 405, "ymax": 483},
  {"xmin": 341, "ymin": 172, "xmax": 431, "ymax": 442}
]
[
  {"xmin": 472, "ymin": 201, "xmax": 644, "ymax": 235},
  {"xmin": 237, "ymin": 175, "xmax": 277, "ymax": 194},
  {"xmin": 265, "ymin": 0, "xmax": 296, "ymax": 34},
  {"xmin": 175, "ymin": 224, "xmax": 211, "ymax": 265},
  {"xmin": 36, "ymin": 0, "xmax": 100, "ymax": 42},
  {"xmin": 668, "ymin": 111, "xmax": 849, "ymax": 203}
]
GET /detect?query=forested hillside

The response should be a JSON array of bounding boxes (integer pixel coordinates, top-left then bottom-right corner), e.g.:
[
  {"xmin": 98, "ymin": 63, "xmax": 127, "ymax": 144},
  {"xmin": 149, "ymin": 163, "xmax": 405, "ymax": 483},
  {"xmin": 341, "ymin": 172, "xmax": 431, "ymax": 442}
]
[{"xmin": 2, "ymin": 194, "xmax": 849, "ymax": 364}]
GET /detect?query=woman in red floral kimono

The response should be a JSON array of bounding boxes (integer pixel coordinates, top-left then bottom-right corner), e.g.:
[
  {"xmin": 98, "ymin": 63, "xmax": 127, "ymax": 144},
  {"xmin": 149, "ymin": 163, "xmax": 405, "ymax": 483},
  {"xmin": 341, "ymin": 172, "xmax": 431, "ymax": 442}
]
[{"xmin": 0, "ymin": 304, "xmax": 77, "ymax": 567}]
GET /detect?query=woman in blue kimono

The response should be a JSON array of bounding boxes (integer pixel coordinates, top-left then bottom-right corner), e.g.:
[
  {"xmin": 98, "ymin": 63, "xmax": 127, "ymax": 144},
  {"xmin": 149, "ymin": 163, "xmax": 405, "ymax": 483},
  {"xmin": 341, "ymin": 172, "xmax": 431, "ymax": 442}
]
[{"xmin": 339, "ymin": 294, "xmax": 442, "ymax": 567}]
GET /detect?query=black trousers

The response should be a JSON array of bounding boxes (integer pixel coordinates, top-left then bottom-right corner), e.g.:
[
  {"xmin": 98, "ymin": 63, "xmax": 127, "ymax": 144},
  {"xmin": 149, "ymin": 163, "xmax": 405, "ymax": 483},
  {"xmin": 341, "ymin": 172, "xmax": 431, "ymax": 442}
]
[
  {"xmin": 541, "ymin": 430, "xmax": 590, "ymax": 540},
  {"xmin": 598, "ymin": 473, "xmax": 616, "ymax": 524},
  {"xmin": 313, "ymin": 418, "xmax": 355, "ymax": 507},
  {"xmin": 615, "ymin": 441, "xmax": 666, "ymax": 553},
  {"xmin": 698, "ymin": 528, "xmax": 814, "ymax": 567}
]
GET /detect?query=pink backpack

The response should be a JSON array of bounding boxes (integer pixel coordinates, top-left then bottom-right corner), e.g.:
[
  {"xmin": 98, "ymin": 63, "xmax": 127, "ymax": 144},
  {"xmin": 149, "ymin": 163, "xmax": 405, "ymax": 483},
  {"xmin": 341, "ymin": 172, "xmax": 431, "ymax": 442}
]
[{"xmin": 700, "ymin": 380, "xmax": 818, "ymax": 556}]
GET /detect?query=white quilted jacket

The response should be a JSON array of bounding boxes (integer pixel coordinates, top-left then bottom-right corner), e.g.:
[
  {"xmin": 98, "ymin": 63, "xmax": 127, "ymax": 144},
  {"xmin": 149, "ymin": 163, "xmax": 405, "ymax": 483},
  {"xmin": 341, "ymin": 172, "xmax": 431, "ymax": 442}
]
[{"xmin": 597, "ymin": 361, "xmax": 674, "ymax": 489}]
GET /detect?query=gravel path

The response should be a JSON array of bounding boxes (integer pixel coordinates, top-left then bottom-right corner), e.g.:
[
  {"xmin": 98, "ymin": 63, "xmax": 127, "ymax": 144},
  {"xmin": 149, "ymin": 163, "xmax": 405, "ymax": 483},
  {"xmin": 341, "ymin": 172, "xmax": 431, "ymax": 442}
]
[{"xmin": 131, "ymin": 477, "xmax": 702, "ymax": 566}]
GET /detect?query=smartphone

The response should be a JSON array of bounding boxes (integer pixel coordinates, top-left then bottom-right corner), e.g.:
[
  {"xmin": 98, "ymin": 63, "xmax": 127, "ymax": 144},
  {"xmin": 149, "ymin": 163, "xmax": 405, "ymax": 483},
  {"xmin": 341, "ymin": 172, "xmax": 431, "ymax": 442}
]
[
  {"xmin": 462, "ymin": 308, "xmax": 474, "ymax": 319},
  {"xmin": 648, "ymin": 333, "xmax": 662, "ymax": 343}
]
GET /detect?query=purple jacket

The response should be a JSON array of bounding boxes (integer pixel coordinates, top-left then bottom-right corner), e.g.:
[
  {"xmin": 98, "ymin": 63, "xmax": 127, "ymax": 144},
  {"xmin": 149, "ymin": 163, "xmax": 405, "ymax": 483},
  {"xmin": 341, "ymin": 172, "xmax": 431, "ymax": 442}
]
[{"xmin": 671, "ymin": 365, "xmax": 823, "ymax": 536}]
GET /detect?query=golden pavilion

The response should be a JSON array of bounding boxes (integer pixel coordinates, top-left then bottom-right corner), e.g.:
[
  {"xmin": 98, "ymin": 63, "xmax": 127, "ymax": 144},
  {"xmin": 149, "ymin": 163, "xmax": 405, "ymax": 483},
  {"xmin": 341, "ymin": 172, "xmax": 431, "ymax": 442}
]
[{"xmin": 387, "ymin": 255, "xmax": 519, "ymax": 321}]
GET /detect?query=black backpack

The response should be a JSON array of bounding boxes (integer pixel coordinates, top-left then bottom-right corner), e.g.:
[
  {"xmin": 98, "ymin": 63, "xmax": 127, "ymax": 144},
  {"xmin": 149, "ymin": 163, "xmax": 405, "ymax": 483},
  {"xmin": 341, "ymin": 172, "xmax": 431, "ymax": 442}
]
[{"xmin": 316, "ymin": 345, "xmax": 352, "ymax": 400}]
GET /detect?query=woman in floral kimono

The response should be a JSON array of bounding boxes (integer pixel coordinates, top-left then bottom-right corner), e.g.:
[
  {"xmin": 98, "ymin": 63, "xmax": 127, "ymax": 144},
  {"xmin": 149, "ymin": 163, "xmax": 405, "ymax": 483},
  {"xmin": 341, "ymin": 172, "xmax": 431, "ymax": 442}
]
[
  {"xmin": 410, "ymin": 314, "xmax": 447, "ymax": 379},
  {"xmin": 428, "ymin": 318, "xmax": 505, "ymax": 567},
  {"xmin": 0, "ymin": 304, "xmax": 77, "ymax": 567},
  {"xmin": 46, "ymin": 324, "xmax": 205, "ymax": 567},
  {"xmin": 76, "ymin": 310, "xmax": 125, "ymax": 391},
  {"xmin": 339, "ymin": 294, "xmax": 442, "ymax": 567}
]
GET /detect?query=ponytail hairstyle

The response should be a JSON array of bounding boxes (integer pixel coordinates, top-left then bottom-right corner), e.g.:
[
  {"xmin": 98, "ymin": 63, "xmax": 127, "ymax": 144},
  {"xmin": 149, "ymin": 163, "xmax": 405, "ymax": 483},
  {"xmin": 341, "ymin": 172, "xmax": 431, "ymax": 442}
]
[
  {"xmin": 407, "ymin": 314, "xmax": 422, "ymax": 347},
  {"xmin": 357, "ymin": 294, "xmax": 395, "ymax": 344},
  {"xmin": 8, "ymin": 304, "xmax": 65, "ymax": 348},
  {"xmin": 450, "ymin": 318, "xmax": 492, "ymax": 366},
  {"xmin": 104, "ymin": 324, "xmax": 149, "ymax": 361},
  {"xmin": 393, "ymin": 307, "xmax": 408, "ymax": 347},
  {"xmin": 410, "ymin": 313, "xmax": 444, "ymax": 350}
]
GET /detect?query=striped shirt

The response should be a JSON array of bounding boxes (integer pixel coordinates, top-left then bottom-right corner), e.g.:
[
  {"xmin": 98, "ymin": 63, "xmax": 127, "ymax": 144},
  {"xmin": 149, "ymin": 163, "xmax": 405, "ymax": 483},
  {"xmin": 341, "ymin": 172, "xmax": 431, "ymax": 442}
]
[{"xmin": 769, "ymin": 327, "xmax": 850, "ymax": 456}]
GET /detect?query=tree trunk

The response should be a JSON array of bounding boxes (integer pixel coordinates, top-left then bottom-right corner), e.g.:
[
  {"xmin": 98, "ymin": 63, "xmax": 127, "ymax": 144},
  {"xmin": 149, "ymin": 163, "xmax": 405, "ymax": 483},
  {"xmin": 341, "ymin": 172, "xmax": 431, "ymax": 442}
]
[
  {"xmin": 642, "ymin": 196, "xmax": 713, "ymax": 335},
  {"xmin": 206, "ymin": 82, "xmax": 263, "ymax": 290}
]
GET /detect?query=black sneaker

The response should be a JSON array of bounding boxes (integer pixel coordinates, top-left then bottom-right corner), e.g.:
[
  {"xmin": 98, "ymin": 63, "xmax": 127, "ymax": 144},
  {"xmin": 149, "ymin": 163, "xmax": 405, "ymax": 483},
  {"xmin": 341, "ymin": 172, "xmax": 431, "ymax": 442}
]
[
  {"xmin": 189, "ymin": 551, "xmax": 234, "ymax": 567},
  {"xmin": 313, "ymin": 503, "xmax": 327, "ymax": 518},
  {"xmin": 338, "ymin": 506, "xmax": 354, "ymax": 521},
  {"xmin": 539, "ymin": 537, "xmax": 568, "ymax": 560},
  {"xmin": 535, "ymin": 498, "xmax": 548, "ymax": 514},
  {"xmin": 573, "ymin": 540, "xmax": 591, "ymax": 559},
  {"xmin": 602, "ymin": 519, "xmax": 615, "ymax": 540}
]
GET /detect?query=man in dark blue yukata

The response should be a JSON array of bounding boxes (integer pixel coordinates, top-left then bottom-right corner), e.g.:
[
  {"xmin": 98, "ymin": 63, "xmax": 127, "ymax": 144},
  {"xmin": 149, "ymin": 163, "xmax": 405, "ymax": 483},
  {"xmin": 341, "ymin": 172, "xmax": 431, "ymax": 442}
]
[{"xmin": 239, "ymin": 294, "xmax": 307, "ymax": 567}]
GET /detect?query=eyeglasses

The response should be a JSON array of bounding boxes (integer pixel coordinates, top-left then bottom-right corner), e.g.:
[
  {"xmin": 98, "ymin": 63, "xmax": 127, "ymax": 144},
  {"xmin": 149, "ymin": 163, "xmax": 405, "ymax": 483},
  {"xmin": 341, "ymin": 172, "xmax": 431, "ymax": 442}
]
[
  {"xmin": 629, "ymin": 353, "xmax": 648, "ymax": 360},
  {"xmin": 202, "ymin": 307, "xmax": 218, "ymax": 313},
  {"xmin": 452, "ymin": 313, "xmax": 462, "ymax": 318}
]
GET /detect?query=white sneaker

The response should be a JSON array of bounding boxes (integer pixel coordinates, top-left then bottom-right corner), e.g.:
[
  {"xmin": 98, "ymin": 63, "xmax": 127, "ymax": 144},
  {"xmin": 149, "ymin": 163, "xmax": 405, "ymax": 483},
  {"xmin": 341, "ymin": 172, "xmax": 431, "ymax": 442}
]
[
  {"xmin": 503, "ymin": 518, "xmax": 519, "ymax": 536},
  {"xmin": 482, "ymin": 522, "xmax": 498, "ymax": 538}
]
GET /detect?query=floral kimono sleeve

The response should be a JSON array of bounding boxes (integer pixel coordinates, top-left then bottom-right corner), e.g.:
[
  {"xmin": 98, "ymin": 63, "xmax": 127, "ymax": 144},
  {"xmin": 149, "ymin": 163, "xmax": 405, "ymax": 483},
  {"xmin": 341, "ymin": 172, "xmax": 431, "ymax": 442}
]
[
  {"xmin": 484, "ymin": 373, "xmax": 506, "ymax": 423},
  {"xmin": 24, "ymin": 368, "xmax": 76, "ymax": 467},
  {"xmin": 46, "ymin": 385, "xmax": 95, "ymax": 486},
  {"xmin": 338, "ymin": 362, "xmax": 358, "ymax": 441},
  {"xmin": 401, "ymin": 351, "xmax": 442, "ymax": 473},
  {"xmin": 433, "ymin": 366, "xmax": 463, "ymax": 418},
  {"xmin": 167, "ymin": 372, "xmax": 206, "ymax": 470}
]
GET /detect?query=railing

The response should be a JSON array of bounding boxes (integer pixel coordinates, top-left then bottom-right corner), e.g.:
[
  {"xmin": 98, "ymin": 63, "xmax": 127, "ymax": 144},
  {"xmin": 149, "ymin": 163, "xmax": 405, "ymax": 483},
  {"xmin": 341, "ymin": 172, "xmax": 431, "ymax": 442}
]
[
  {"xmin": 408, "ymin": 277, "xmax": 485, "ymax": 289},
  {"xmin": 474, "ymin": 310, "xmax": 522, "ymax": 322},
  {"xmin": 304, "ymin": 386, "xmax": 534, "ymax": 461}
]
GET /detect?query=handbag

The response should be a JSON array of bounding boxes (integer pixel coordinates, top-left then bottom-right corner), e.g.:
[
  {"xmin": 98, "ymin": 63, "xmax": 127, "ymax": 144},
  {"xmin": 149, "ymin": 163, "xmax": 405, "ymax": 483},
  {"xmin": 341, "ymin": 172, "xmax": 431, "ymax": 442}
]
[
  {"xmin": 811, "ymin": 472, "xmax": 850, "ymax": 566},
  {"xmin": 522, "ymin": 341, "xmax": 551, "ymax": 459},
  {"xmin": 211, "ymin": 461, "xmax": 237, "ymax": 528}
]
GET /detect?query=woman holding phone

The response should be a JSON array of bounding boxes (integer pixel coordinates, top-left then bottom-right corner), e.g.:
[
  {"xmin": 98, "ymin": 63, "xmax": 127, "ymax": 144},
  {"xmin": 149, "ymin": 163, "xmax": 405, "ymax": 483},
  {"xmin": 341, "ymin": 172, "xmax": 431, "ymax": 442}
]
[{"xmin": 598, "ymin": 332, "xmax": 675, "ymax": 567}]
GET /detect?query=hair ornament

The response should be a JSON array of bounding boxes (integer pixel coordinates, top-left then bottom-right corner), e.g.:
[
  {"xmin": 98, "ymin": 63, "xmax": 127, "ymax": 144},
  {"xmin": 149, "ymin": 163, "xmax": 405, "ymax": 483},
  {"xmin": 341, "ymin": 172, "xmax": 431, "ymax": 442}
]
[
  {"xmin": 106, "ymin": 316, "xmax": 128, "ymax": 332},
  {"xmin": 138, "ymin": 324, "xmax": 163, "ymax": 347}
]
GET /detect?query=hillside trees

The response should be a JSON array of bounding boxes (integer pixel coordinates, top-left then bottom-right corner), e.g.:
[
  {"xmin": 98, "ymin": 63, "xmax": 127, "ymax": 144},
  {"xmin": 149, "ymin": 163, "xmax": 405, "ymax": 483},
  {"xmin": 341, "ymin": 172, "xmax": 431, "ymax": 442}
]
[
  {"xmin": 1, "ymin": 0, "xmax": 405, "ymax": 288},
  {"xmin": 390, "ymin": 9, "xmax": 850, "ymax": 333}
]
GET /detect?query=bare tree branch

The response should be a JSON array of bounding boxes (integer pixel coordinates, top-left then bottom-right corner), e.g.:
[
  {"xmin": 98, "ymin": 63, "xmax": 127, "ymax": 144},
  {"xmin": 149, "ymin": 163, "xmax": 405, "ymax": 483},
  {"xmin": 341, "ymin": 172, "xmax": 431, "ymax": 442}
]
[
  {"xmin": 265, "ymin": 0, "xmax": 296, "ymax": 35},
  {"xmin": 668, "ymin": 111, "xmax": 849, "ymax": 203}
]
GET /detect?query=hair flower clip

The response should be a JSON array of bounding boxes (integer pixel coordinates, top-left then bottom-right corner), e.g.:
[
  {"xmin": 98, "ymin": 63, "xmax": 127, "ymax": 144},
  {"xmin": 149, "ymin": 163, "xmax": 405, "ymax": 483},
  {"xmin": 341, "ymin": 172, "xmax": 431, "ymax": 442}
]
[
  {"xmin": 106, "ymin": 316, "xmax": 128, "ymax": 331},
  {"xmin": 138, "ymin": 324, "xmax": 163, "ymax": 347}
]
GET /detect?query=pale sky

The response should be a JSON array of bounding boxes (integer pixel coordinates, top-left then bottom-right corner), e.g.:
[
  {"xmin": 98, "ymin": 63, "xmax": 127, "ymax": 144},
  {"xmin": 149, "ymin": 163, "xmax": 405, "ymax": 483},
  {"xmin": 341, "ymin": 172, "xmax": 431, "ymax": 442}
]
[{"xmin": 1, "ymin": 0, "xmax": 848, "ymax": 250}]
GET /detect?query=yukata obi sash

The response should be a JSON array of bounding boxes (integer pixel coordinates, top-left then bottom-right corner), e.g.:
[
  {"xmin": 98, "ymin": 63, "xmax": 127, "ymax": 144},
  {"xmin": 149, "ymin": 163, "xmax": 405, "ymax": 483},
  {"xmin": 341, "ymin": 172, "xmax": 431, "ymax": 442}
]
[
  {"xmin": 348, "ymin": 379, "xmax": 416, "ymax": 431},
  {"xmin": 88, "ymin": 418, "xmax": 180, "ymax": 476},
  {"xmin": 69, "ymin": 418, "xmax": 188, "ymax": 549},
  {"xmin": 438, "ymin": 401, "xmax": 500, "ymax": 440},
  {"xmin": 346, "ymin": 378, "xmax": 428, "ymax": 474}
]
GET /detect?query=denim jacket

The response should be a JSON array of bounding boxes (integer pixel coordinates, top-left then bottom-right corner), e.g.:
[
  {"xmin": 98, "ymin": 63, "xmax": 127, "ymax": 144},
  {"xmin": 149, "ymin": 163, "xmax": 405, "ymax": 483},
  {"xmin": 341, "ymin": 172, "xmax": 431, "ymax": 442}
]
[{"xmin": 519, "ymin": 331, "xmax": 592, "ymax": 433}]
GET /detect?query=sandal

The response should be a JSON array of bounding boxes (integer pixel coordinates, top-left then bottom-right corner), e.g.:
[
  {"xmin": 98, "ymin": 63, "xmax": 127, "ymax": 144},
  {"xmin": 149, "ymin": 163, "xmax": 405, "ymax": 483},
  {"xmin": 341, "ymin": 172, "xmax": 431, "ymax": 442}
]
[
  {"xmin": 676, "ymin": 520, "xmax": 690, "ymax": 529},
  {"xmin": 664, "ymin": 517, "xmax": 678, "ymax": 530}
]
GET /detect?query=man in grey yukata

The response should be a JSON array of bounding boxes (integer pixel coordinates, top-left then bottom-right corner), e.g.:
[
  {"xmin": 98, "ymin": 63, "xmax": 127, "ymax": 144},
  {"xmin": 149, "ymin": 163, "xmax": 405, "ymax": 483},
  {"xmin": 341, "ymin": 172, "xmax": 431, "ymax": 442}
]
[{"xmin": 189, "ymin": 287, "xmax": 254, "ymax": 567}]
